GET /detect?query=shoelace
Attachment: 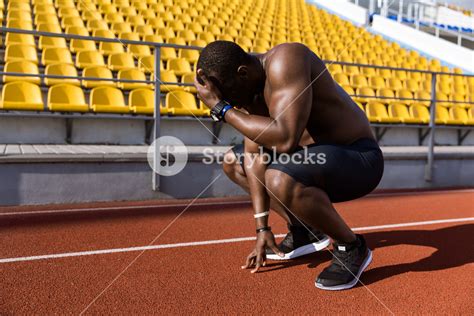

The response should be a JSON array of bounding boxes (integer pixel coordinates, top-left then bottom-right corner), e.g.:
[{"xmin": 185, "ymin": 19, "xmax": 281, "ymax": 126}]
[{"xmin": 332, "ymin": 247, "xmax": 357, "ymax": 269}]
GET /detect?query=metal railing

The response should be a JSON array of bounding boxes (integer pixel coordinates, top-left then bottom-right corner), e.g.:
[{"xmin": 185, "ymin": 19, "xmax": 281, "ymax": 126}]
[{"xmin": 0, "ymin": 27, "xmax": 473, "ymax": 185}]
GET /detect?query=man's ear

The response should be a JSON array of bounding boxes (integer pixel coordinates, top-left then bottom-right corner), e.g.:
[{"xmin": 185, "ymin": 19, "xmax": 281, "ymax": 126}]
[{"xmin": 237, "ymin": 65, "xmax": 248, "ymax": 79}]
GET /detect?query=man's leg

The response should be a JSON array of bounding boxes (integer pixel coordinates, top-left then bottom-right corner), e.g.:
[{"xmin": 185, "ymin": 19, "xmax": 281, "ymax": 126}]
[
  {"xmin": 264, "ymin": 169, "xmax": 355, "ymax": 243},
  {"xmin": 222, "ymin": 148, "xmax": 329, "ymax": 259},
  {"xmin": 265, "ymin": 169, "xmax": 372, "ymax": 290},
  {"xmin": 222, "ymin": 148, "xmax": 296, "ymax": 224}
]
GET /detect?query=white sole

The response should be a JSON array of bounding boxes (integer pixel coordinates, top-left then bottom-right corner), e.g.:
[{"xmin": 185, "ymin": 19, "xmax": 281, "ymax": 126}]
[
  {"xmin": 315, "ymin": 249, "xmax": 373, "ymax": 291},
  {"xmin": 266, "ymin": 236, "xmax": 330, "ymax": 260}
]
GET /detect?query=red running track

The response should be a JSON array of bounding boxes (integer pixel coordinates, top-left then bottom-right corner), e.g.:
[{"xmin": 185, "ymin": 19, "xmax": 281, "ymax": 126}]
[{"xmin": 0, "ymin": 190, "xmax": 473, "ymax": 314}]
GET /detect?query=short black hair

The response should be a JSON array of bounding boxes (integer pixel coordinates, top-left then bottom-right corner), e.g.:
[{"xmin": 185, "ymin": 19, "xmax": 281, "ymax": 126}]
[{"xmin": 197, "ymin": 41, "xmax": 251, "ymax": 84}]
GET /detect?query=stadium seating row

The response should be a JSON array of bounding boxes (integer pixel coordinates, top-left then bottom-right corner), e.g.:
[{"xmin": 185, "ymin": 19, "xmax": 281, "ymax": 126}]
[
  {"xmin": 0, "ymin": 81, "xmax": 209, "ymax": 116},
  {"xmin": 0, "ymin": 81, "xmax": 472, "ymax": 125}
]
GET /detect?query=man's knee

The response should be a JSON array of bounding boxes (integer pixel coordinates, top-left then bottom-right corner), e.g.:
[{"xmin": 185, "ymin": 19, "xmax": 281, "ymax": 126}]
[
  {"xmin": 222, "ymin": 149, "xmax": 244, "ymax": 178},
  {"xmin": 265, "ymin": 169, "xmax": 300, "ymax": 205}
]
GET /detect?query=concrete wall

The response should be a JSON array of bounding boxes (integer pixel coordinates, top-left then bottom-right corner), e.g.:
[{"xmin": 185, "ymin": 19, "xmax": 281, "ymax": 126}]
[{"xmin": 0, "ymin": 153, "xmax": 473, "ymax": 206}]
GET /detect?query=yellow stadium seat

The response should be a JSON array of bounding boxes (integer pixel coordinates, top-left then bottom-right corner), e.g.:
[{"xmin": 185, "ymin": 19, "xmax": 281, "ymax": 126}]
[
  {"xmin": 449, "ymin": 106, "xmax": 471, "ymax": 125},
  {"xmin": 378, "ymin": 68, "xmax": 392, "ymax": 79},
  {"xmin": 168, "ymin": 58, "xmax": 192, "ymax": 76},
  {"xmin": 111, "ymin": 22, "xmax": 133, "ymax": 34},
  {"xmin": 128, "ymin": 44, "xmax": 152, "ymax": 58},
  {"xmin": 157, "ymin": 27, "xmax": 176, "ymax": 40},
  {"xmin": 0, "ymin": 82, "xmax": 44, "ymax": 111},
  {"xmin": 117, "ymin": 69, "xmax": 150, "ymax": 90},
  {"xmin": 93, "ymin": 29, "xmax": 116, "ymax": 38},
  {"xmin": 396, "ymin": 89, "xmax": 414, "ymax": 104},
  {"xmin": 365, "ymin": 101, "xmax": 401, "ymax": 123},
  {"xmin": 8, "ymin": 10, "xmax": 33, "ymax": 21},
  {"xmin": 177, "ymin": 30, "xmax": 196, "ymax": 42},
  {"xmin": 160, "ymin": 47, "xmax": 177, "ymax": 61},
  {"xmin": 135, "ymin": 25, "xmax": 155, "ymax": 36},
  {"xmin": 82, "ymin": 66, "xmax": 115, "ymax": 88},
  {"xmin": 138, "ymin": 55, "xmax": 164, "ymax": 74},
  {"xmin": 99, "ymin": 41, "xmax": 125, "ymax": 56},
  {"xmin": 344, "ymin": 65, "xmax": 359, "ymax": 76},
  {"xmin": 436, "ymin": 92, "xmax": 450, "ymax": 107},
  {"xmin": 105, "ymin": 13, "xmax": 124, "ymax": 24},
  {"xmin": 127, "ymin": 15, "xmax": 145, "ymax": 26},
  {"xmin": 155, "ymin": 70, "xmax": 180, "ymax": 92},
  {"xmin": 388, "ymin": 102, "xmax": 422, "ymax": 124},
  {"xmin": 47, "ymin": 84, "xmax": 89, "ymax": 112},
  {"xmin": 252, "ymin": 46, "xmax": 268, "ymax": 53},
  {"xmin": 334, "ymin": 73, "xmax": 350, "ymax": 86},
  {"xmin": 45, "ymin": 63, "xmax": 80, "ymax": 86},
  {"xmin": 87, "ymin": 19, "xmax": 109, "ymax": 31},
  {"xmin": 168, "ymin": 37, "xmax": 187, "ymax": 45},
  {"xmin": 65, "ymin": 26, "xmax": 89, "ymax": 36},
  {"xmin": 3, "ymin": 61, "xmax": 40, "ymax": 84},
  {"xmin": 36, "ymin": 13, "xmax": 60, "ymax": 26},
  {"xmin": 181, "ymin": 73, "xmax": 197, "ymax": 93},
  {"xmin": 119, "ymin": 32, "xmax": 140, "ymax": 41},
  {"xmin": 351, "ymin": 75, "xmax": 369, "ymax": 89},
  {"xmin": 436, "ymin": 106, "xmax": 464, "ymax": 125},
  {"xmin": 369, "ymin": 76, "xmax": 386, "ymax": 89},
  {"xmin": 165, "ymin": 90, "xmax": 209, "ymax": 116},
  {"xmin": 377, "ymin": 88, "xmax": 396, "ymax": 104},
  {"xmin": 61, "ymin": 16, "xmax": 85, "ymax": 29},
  {"xmin": 387, "ymin": 78, "xmax": 403, "ymax": 91},
  {"xmin": 147, "ymin": 17, "xmax": 165, "ymax": 29},
  {"xmin": 7, "ymin": 20, "xmax": 33, "ymax": 30},
  {"xmin": 168, "ymin": 20, "xmax": 185, "ymax": 31},
  {"xmin": 341, "ymin": 85, "xmax": 355, "ymax": 96},
  {"xmin": 129, "ymin": 88, "xmax": 165, "ymax": 115},
  {"xmin": 70, "ymin": 39, "xmax": 97, "ymax": 53},
  {"xmin": 414, "ymin": 91, "xmax": 432, "ymax": 106},
  {"xmin": 76, "ymin": 50, "xmax": 105, "ymax": 69},
  {"xmin": 360, "ymin": 66, "xmax": 377, "ymax": 77},
  {"xmin": 178, "ymin": 49, "xmax": 199, "ymax": 63},
  {"xmin": 8, "ymin": 2, "xmax": 30, "ymax": 11},
  {"xmin": 355, "ymin": 87, "xmax": 376, "ymax": 103},
  {"xmin": 467, "ymin": 106, "xmax": 474, "ymax": 125},
  {"xmin": 5, "ymin": 33, "xmax": 35, "ymax": 47},
  {"xmin": 108, "ymin": 52, "xmax": 136, "ymax": 71},
  {"xmin": 37, "ymin": 23, "xmax": 62, "ymax": 33},
  {"xmin": 42, "ymin": 47, "xmax": 74, "ymax": 66},
  {"xmin": 143, "ymin": 35, "xmax": 164, "ymax": 44},
  {"xmin": 410, "ymin": 104, "xmax": 431, "ymax": 124},
  {"xmin": 90, "ymin": 86, "xmax": 130, "ymax": 114},
  {"xmin": 217, "ymin": 34, "xmax": 234, "ymax": 41},
  {"xmin": 5, "ymin": 45, "xmax": 38, "ymax": 64}
]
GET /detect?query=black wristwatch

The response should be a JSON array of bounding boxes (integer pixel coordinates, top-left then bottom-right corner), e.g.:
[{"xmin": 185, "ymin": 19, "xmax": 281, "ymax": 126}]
[{"xmin": 210, "ymin": 100, "xmax": 233, "ymax": 122}]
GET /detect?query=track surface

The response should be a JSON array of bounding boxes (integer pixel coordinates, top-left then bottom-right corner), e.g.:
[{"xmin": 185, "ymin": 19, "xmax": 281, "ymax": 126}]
[{"xmin": 1, "ymin": 190, "xmax": 473, "ymax": 314}]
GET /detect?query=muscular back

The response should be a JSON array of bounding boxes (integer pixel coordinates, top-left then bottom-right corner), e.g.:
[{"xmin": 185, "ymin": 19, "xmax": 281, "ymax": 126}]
[{"xmin": 259, "ymin": 44, "xmax": 374, "ymax": 146}]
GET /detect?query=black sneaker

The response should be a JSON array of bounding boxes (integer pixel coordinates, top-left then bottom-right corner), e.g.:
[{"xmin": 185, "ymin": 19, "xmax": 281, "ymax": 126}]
[
  {"xmin": 315, "ymin": 234, "xmax": 372, "ymax": 291},
  {"xmin": 266, "ymin": 224, "xmax": 330, "ymax": 260}
]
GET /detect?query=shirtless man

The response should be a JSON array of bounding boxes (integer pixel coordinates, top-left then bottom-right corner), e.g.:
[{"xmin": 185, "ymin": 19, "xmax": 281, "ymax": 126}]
[{"xmin": 194, "ymin": 41, "xmax": 384, "ymax": 290}]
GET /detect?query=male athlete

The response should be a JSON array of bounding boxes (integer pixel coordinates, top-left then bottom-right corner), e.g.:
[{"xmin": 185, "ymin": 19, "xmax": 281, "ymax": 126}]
[{"xmin": 194, "ymin": 41, "xmax": 384, "ymax": 290}]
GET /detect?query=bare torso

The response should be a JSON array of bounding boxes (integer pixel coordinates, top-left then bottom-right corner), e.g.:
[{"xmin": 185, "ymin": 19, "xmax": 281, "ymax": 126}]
[{"xmin": 248, "ymin": 45, "xmax": 374, "ymax": 146}]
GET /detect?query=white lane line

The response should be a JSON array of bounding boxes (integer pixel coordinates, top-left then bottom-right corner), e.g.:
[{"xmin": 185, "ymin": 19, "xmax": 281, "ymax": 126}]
[
  {"xmin": 0, "ymin": 200, "xmax": 250, "ymax": 217},
  {"xmin": 1, "ymin": 217, "xmax": 473, "ymax": 264}
]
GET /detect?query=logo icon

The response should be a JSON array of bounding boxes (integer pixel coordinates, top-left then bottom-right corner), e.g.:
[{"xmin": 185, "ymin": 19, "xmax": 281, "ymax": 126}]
[{"xmin": 147, "ymin": 136, "xmax": 188, "ymax": 176}]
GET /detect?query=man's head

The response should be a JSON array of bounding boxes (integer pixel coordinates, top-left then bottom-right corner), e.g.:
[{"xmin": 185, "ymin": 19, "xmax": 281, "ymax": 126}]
[{"xmin": 196, "ymin": 41, "xmax": 264, "ymax": 107}]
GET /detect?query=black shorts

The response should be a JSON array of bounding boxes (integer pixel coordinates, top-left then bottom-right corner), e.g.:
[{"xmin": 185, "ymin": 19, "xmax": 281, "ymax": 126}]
[{"xmin": 231, "ymin": 138, "xmax": 384, "ymax": 203}]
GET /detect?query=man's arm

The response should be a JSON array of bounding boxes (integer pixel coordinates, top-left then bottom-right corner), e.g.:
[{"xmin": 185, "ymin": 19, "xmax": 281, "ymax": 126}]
[
  {"xmin": 243, "ymin": 137, "xmax": 270, "ymax": 229},
  {"xmin": 198, "ymin": 44, "xmax": 313, "ymax": 153}
]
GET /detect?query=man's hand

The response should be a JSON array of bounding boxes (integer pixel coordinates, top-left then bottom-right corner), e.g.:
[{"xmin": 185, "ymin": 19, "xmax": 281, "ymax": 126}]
[
  {"xmin": 194, "ymin": 69, "xmax": 222, "ymax": 109},
  {"xmin": 241, "ymin": 231, "xmax": 284, "ymax": 273}
]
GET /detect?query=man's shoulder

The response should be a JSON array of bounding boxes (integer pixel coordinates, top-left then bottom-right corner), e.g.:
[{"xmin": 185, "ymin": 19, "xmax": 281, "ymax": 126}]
[{"xmin": 265, "ymin": 43, "xmax": 312, "ymax": 83}]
